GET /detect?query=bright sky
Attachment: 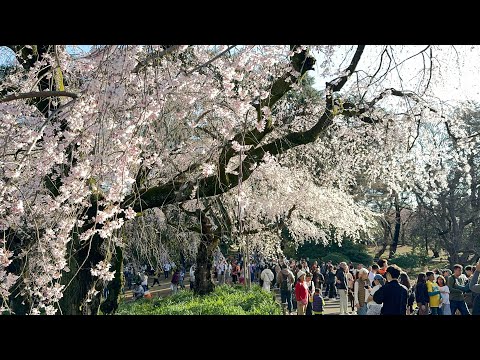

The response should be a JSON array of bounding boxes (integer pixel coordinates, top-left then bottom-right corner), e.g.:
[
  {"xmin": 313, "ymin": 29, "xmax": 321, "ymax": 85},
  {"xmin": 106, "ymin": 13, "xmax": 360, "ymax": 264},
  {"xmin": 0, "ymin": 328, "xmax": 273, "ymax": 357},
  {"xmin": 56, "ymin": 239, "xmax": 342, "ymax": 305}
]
[
  {"xmin": 311, "ymin": 45, "xmax": 480, "ymax": 106},
  {"xmin": 2, "ymin": 45, "xmax": 479, "ymax": 106}
]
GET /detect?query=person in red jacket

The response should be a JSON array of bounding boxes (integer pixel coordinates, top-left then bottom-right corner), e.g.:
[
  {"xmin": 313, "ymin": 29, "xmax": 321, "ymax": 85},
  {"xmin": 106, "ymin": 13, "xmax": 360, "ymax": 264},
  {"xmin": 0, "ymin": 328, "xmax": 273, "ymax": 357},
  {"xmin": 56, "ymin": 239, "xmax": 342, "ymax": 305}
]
[{"xmin": 295, "ymin": 270, "xmax": 308, "ymax": 315}]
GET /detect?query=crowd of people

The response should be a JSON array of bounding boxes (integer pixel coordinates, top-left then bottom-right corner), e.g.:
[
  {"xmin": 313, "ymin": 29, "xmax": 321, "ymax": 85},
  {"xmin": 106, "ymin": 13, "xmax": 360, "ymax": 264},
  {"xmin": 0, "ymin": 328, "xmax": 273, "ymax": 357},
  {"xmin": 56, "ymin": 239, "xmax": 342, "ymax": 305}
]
[
  {"xmin": 123, "ymin": 255, "xmax": 480, "ymax": 316},
  {"xmin": 272, "ymin": 257, "xmax": 480, "ymax": 315}
]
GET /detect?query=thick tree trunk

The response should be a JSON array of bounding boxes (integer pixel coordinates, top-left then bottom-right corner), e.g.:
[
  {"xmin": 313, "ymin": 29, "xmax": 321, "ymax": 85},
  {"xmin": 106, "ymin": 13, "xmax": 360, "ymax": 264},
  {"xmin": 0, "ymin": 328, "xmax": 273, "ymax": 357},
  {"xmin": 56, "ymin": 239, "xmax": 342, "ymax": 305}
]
[
  {"xmin": 100, "ymin": 246, "xmax": 124, "ymax": 315},
  {"xmin": 59, "ymin": 232, "xmax": 104, "ymax": 315},
  {"xmin": 194, "ymin": 211, "xmax": 219, "ymax": 295},
  {"xmin": 389, "ymin": 194, "xmax": 401, "ymax": 259},
  {"xmin": 375, "ymin": 218, "xmax": 391, "ymax": 259}
]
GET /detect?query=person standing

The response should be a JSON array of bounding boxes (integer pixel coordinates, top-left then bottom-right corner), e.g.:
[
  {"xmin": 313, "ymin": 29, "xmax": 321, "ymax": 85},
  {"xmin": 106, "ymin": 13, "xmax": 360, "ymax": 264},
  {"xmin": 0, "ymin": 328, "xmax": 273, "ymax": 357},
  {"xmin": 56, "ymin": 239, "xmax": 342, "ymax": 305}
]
[
  {"xmin": 217, "ymin": 261, "xmax": 225, "ymax": 285},
  {"xmin": 354, "ymin": 268, "xmax": 370, "ymax": 315},
  {"xmin": 346, "ymin": 268, "xmax": 355, "ymax": 313},
  {"xmin": 468, "ymin": 261, "xmax": 480, "ymax": 315},
  {"xmin": 368, "ymin": 264, "xmax": 379, "ymax": 286},
  {"xmin": 141, "ymin": 272, "xmax": 149, "ymax": 291},
  {"xmin": 163, "ymin": 262, "xmax": 171, "ymax": 279},
  {"xmin": 372, "ymin": 265, "xmax": 408, "ymax": 315},
  {"xmin": 464, "ymin": 265, "xmax": 474, "ymax": 312},
  {"xmin": 295, "ymin": 270, "xmax": 308, "ymax": 315},
  {"xmin": 366, "ymin": 274, "xmax": 384, "ymax": 315},
  {"xmin": 225, "ymin": 261, "xmax": 232, "ymax": 285},
  {"xmin": 260, "ymin": 266, "xmax": 274, "ymax": 292},
  {"xmin": 325, "ymin": 265, "xmax": 336, "ymax": 299},
  {"xmin": 305, "ymin": 273, "xmax": 315, "ymax": 315},
  {"xmin": 189, "ymin": 264, "xmax": 196, "ymax": 291},
  {"xmin": 415, "ymin": 273, "xmax": 430, "ymax": 315},
  {"xmin": 447, "ymin": 264, "xmax": 470, "ymax": 315},
  {"xmin": 437, "ymin": 275, "xmax": 451, "ymax": 315},
  {"xmin": 170, "ymin": 269, "xmax": 180, "ymax": 295},
  {"xmin": 426, "ymin": 271, "xmax": 442, "ymax": 315},
  {"xmin": 377, "ymin": 259, "xmax": 388, "ymax": 277},
  {"xmin": 399, "ymin": 272, "xmax": 414, "ymax": 315},
  {"xmin": 312, "ymin": 288, "xmax": 325, "ymax": 315},
  {"xmin": 277, "ymin": 264, "xmax": 295, "ymax": 315},
  {"xmin": 335, "ymin": 262, "xmax": 349, "ymax": 315}
]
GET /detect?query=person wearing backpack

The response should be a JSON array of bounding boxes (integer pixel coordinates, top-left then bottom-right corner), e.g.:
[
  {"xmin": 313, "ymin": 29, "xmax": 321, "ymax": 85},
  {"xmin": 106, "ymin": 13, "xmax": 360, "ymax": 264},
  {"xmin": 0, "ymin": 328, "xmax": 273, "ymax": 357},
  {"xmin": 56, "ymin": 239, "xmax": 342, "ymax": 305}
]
[{"xmin": 277, "ymin": 264, "xmax": 295, "ymax": 315}]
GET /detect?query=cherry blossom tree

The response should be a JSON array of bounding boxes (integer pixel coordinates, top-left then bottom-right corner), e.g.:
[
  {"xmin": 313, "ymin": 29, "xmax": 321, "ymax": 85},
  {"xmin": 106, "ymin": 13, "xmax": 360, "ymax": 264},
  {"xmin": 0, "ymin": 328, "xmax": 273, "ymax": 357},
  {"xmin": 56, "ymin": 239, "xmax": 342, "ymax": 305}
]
[{"xmin": 0, "ymin": 44, "xmax": 475, "ymax": 314}]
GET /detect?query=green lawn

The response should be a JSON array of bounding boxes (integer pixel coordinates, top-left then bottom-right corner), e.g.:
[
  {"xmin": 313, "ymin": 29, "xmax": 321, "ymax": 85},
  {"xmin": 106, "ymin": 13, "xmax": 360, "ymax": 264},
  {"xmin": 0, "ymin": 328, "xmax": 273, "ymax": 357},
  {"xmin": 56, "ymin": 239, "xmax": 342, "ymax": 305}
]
[{"xmin": 116, "ymin": 284, "xmax": 282, "ymax": 315}]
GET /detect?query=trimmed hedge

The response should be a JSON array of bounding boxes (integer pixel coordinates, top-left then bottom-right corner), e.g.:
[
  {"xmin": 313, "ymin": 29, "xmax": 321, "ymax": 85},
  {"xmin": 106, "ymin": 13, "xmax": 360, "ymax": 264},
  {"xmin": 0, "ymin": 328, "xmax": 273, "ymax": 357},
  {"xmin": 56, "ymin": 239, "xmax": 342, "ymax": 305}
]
[{"xmin": 116, "ymin": 284, "xmax": 281, "ymax": 315}]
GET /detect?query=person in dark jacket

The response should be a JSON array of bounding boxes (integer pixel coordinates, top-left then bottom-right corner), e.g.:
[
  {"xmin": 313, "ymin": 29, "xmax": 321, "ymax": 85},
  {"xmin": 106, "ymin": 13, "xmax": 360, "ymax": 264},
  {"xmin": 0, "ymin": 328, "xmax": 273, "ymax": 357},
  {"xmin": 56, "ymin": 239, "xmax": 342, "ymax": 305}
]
[
  {"xmin": 373, "ymin": 265, "xmax": 408, "ymax": 315},
  {"xmin": 415, "ymin": 273, "xmax": 430, "ymax": 315},
  {"xmin": 325, "ymin": 265, "xmax": 336, "ymax": 299}
]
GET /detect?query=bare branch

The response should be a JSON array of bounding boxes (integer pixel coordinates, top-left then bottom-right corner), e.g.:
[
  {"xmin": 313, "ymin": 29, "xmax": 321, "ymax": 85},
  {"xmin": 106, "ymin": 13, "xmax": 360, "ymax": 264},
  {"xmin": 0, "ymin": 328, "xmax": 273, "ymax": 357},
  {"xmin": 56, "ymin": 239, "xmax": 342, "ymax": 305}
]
[
  {"xmin": 0, "ymin": 90, "xmax": 78, "ymax": 104},
  {"xmin": 186, "ymin": 45, "xmax": 237, "ymax": 75},
  {"xmin": 133, "ymin": 45, "xmax": 183, "ymax": 73}
]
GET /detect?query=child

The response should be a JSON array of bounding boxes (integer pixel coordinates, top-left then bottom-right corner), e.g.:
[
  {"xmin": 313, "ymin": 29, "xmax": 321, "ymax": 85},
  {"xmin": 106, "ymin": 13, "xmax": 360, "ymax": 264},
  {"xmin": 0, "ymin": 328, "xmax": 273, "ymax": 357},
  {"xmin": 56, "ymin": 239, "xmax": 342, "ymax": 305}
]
[{"xmin": 312, "ymin": 287, "xmax": 325, "ymax": 315}]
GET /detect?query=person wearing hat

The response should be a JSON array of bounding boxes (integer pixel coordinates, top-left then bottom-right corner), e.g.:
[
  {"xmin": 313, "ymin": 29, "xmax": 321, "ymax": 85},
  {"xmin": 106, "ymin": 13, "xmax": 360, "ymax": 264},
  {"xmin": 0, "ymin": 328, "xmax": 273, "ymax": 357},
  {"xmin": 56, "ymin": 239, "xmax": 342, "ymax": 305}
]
[
  {"xmin": 366, "ymin": 274, "xmax": 384, "ymax": 315},
  {"xmin": 295, "ymin": 270, "xmax": 308, "ymax": 315},
  {"xmin": 354, "ymin": 268, "xmax": 371, "ymax": 315}
]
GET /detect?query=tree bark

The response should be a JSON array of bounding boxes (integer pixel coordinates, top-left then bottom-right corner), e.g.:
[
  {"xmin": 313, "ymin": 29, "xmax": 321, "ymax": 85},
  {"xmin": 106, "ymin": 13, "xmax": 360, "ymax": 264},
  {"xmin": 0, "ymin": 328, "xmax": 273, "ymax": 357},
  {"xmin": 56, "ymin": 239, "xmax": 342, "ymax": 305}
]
[
  {"xmin": 100, "ymin": 246, "xmax": 124, "ymax": 315},
  {"xmin": 194, "ymin": 211, "xmax": 219, "ymax": 295},
  {"xmin": 59, "ymin": 231, "xmax": 104, "ymax": 315},
  {"xmin": 375, "ymin": 217, "xmax": 391, "ymax": 259},
  {"xmin": 389, "ymin": 193, "xmax": 401, "ymax": 258}
]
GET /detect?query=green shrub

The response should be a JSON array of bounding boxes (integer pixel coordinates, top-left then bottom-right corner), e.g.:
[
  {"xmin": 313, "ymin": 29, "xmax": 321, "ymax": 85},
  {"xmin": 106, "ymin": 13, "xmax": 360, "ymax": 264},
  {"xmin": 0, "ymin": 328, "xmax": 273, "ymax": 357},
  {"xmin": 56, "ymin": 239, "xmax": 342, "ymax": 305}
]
[
  {"xmin": 116, "ymin": 284, "xmax": 281, "ymax": 315},
  {"xmin": 389, "ymin": 253, "xmax": 429, "ymax": 270},
  {"xmin": 321, "ymin": 252, "xmax": 351, "ymax": 264},
  {"xmin": 294, "ymin": 238, "xmax": 372, "ymax": 266}
]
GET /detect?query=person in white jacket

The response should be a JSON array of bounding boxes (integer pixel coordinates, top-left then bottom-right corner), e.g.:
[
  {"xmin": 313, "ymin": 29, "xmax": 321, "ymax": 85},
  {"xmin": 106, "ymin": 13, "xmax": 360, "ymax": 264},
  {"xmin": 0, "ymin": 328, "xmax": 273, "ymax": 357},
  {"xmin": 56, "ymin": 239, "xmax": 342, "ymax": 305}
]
[
  {"xmin": 260, "ymin": 267, "xmax": 274, "ymax": 292},
  {"xmin": 437, "ymin": 275, "xmax": 451, "ymax": 315},
  {"xmin": 366, "ymin": 274, "xmax": 384, "ymax": 315}
]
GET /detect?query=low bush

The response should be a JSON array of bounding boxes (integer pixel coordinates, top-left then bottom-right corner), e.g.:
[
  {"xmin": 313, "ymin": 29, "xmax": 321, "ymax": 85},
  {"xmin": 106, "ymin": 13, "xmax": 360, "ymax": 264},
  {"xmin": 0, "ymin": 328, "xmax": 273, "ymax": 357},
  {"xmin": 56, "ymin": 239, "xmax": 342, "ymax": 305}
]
[{"xmin": 116, "ymin": 284, "xmax": 281, "ymax": 315}]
